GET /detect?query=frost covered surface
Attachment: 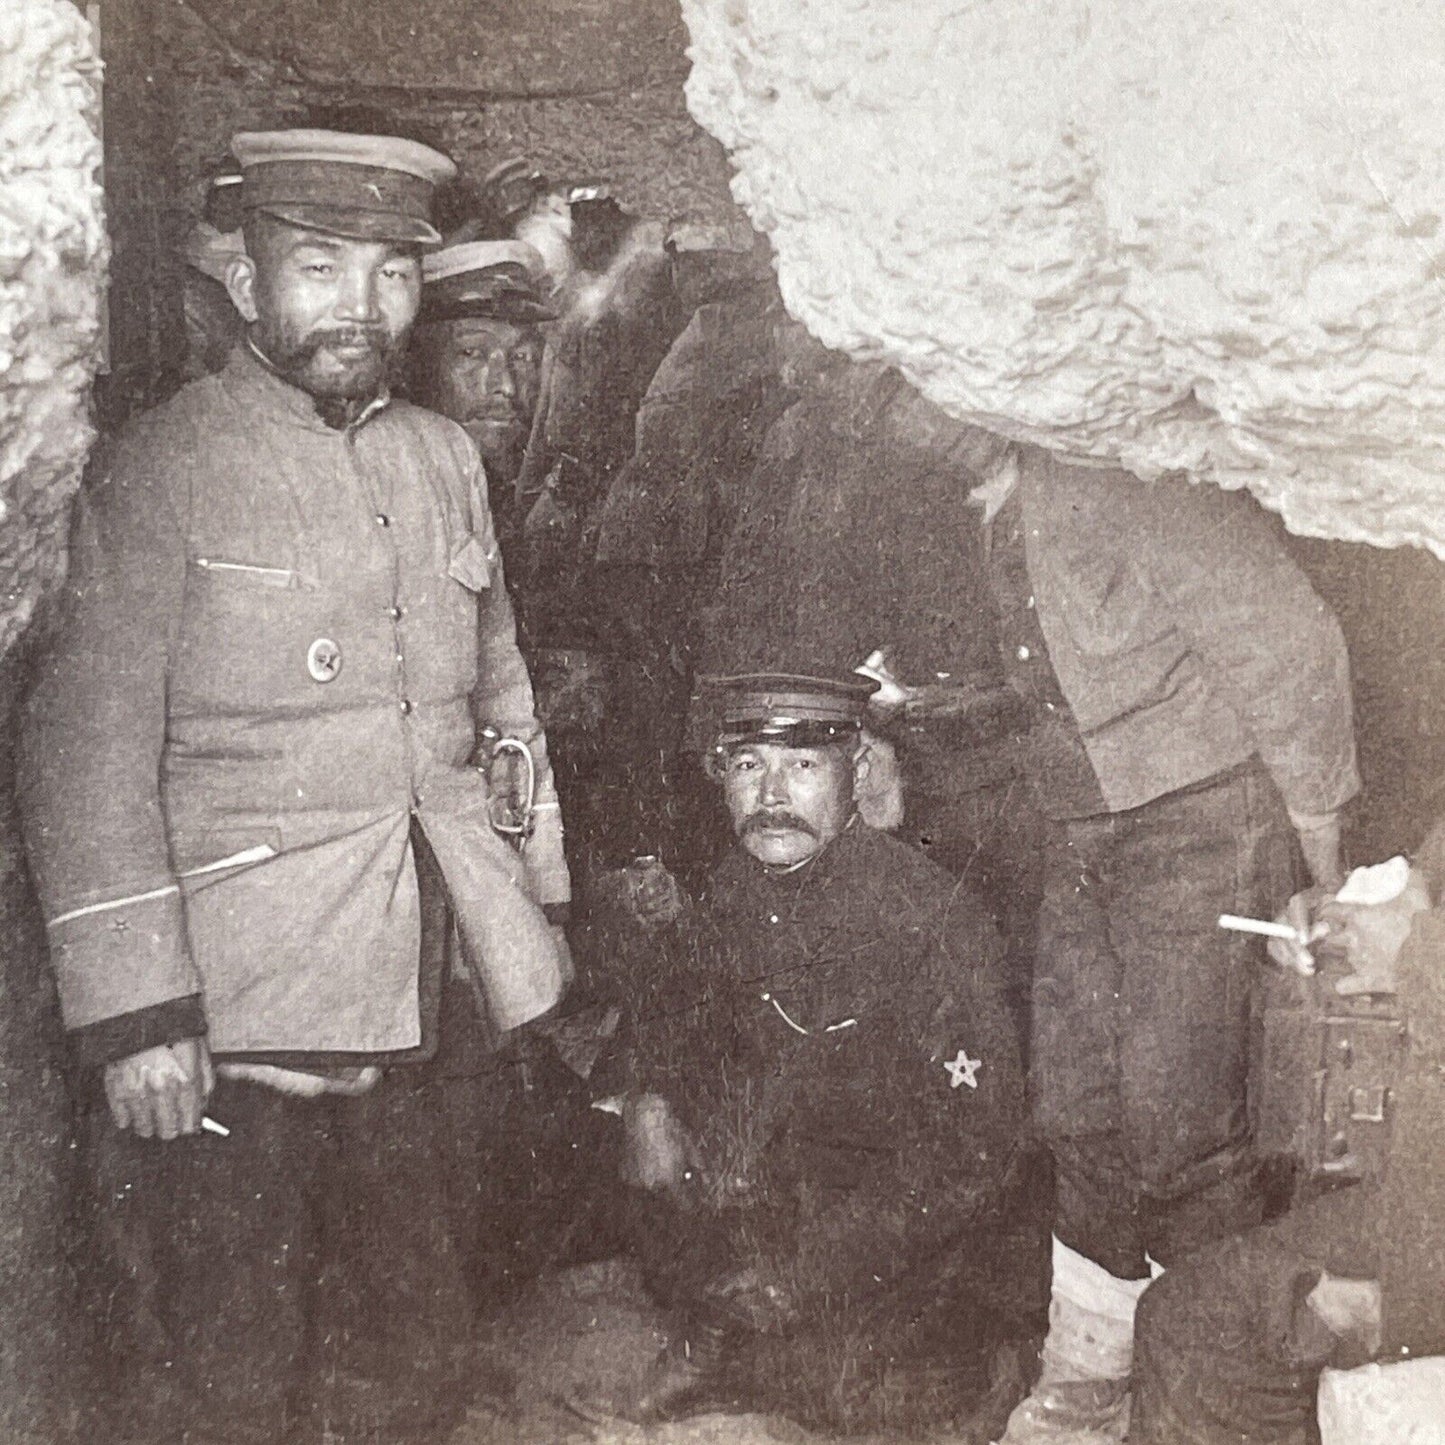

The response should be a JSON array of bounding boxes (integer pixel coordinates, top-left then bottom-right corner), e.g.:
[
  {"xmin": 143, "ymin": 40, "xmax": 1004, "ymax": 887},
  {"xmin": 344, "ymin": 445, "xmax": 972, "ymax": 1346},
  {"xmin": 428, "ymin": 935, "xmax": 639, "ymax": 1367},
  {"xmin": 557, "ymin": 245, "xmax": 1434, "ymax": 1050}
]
[
  {"xmin": 0, "ymin": 0, "xmax": 106, "ymax": 661},
  {"xmin": 683, "ymin": 0, "xmax": 1445, "ymax": 555}
]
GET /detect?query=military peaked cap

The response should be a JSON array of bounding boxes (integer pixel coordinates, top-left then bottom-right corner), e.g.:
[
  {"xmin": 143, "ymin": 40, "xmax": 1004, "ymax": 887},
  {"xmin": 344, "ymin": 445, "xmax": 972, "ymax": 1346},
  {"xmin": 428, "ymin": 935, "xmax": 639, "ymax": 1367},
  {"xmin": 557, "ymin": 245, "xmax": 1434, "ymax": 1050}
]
[
  {"xmin": 698, "ymin": 672, "xmax": 879, "ymax": 751},
  {"xmin": 232, "ymin": 129, "xmax": 457, "ymax": 246}
]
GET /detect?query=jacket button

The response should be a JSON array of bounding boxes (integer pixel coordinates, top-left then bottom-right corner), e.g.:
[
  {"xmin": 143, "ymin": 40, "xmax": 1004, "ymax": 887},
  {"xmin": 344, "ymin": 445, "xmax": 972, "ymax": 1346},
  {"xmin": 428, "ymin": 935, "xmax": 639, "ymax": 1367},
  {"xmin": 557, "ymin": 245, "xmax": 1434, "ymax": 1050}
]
[
  {"xmin": 374, "ymin": 513, "xmax": 390, "ymax": 528},
  {"xmin": 306, "ymin": 637, "xmax": 342, "ymax": 683},
  {"xmin": 399, "ymin": 698, "xmax": 413, "ymax": 715},
  {"xmin": 1016, "ymin": 645, "xmax": 1031, "ymax": 661},
  {"xmin": 388, "ymin": 605, "xmax": 403, "ymax": 620}
]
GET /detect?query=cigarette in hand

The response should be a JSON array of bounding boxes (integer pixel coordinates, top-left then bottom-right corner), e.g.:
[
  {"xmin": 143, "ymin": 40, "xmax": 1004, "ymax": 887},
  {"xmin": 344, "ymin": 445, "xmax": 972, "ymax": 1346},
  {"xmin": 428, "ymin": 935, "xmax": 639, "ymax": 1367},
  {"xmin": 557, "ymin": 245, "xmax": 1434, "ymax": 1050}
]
[
  {"xmin": 201, "ymin": 1116, "xmax": 230, "ymax": 1138},
  {"xmin": 1217, "ymin": 914, "xmax": 1328, "ymax": 945}
]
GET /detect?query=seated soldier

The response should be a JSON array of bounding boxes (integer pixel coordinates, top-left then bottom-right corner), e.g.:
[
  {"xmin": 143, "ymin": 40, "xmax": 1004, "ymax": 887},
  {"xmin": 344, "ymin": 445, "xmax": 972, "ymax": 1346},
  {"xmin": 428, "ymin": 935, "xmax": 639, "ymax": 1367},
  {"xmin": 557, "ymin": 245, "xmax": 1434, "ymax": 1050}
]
[
  {"xmin": 1131, "ymin": 848, "xmax": 1445, "ymax": 1444},
  {"xmin": 605, "ymin": 672, "xmax": 1048, "ymax": 1435}
]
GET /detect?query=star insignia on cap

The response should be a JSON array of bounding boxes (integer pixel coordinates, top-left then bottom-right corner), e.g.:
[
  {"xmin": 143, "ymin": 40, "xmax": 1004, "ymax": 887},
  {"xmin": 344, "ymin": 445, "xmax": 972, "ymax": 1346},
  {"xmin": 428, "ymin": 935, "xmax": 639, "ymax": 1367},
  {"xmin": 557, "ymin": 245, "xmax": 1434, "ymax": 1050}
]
[{"xmin": 945, "ymin": 1049, "xmax": 981, "ymax": 1090}]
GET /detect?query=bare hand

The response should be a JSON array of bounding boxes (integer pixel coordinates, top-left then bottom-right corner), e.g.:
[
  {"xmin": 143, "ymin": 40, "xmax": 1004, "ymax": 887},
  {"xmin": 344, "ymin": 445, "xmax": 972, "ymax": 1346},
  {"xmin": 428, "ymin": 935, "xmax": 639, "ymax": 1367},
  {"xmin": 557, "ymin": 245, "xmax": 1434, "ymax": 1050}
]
[
  {"xmin": 624, "ymin": 858, "xmax": 686, "ymax": 929},
  {"xmin": 1267, "ymin": 888, "xmax": 1332, "ymax": 976},
  {"xmin": 1304, "ymin": 1272, "xmax": 1383, "ymax": 1360},
  {"xmin": 591, "ymin": 860, "xmax": 686, "ymax": 929},
  {"xmin": 855, "ymin": 648, "xmax": 910, "ymax": 710},
  {"xmin": 104, "ymin": 1037, "xmax": 214, "ymax": 1140},
  {"xmin": 622, "ymin": 1093, "xmax": 696, "ymax": 1192}
]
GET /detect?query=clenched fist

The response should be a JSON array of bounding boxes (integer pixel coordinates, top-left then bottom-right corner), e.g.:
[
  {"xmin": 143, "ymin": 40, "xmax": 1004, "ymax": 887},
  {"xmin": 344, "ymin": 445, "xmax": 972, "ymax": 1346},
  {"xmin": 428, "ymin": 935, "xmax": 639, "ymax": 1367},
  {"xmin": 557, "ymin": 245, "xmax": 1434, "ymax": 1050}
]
[{"xmin": 105, "ymin": 1037, "xmax": 214, "ymax": 1140}]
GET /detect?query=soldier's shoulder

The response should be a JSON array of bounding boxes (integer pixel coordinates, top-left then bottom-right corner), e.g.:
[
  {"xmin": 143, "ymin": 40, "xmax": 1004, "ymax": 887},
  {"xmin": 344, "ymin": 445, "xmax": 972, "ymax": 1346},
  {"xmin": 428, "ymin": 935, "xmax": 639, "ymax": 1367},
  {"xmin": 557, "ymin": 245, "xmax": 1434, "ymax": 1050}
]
[
  {"xmin": 113, "ymin": 372, "xmax": 224, "ymax": 444},
  {"xmin": 846, "ymin": 826, "xmax": 998, "ymax": 941},
  {"xmin": 99, "ymin": 375, "xmax": 229, "ymax": 493},
  {"xmin": 385, "ymin": 397, "xmax": 470, "ymax": 446},
  {"xmin": 383, "ymin": 399, "xmax": 477, "ymax": 469},
  {"xmin": 848, "ymin": 824, "xmax": 956, "ymax": 894}
]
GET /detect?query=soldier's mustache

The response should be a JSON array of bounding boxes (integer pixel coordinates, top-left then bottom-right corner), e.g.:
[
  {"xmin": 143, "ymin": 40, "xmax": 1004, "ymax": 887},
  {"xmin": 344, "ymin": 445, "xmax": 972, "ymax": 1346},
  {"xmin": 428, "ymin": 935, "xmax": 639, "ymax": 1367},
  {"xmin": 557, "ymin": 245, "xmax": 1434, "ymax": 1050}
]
[
  {"xmin": 466, "ymin": 403, "xmax": 521, "ymax": 424},
  {"xmin": 265, "ymin": 329, "xmax": 391, "ymax": 373},
  {"xmin": 743, "ymin": 811, "xmax": 817, "ymax": 837},
  {"xmin": 306, "ymin": 327, "xmax": 390, "ymax": 357}
]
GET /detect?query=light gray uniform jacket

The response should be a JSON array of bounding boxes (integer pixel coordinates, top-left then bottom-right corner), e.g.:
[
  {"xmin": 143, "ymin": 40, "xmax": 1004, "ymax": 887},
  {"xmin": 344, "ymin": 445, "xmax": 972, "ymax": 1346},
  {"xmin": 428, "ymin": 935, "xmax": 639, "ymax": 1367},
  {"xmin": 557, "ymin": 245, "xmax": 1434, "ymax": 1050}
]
[{"xmin": 21, "ymin": 345, "xmax": 570, "ymax": 1062}]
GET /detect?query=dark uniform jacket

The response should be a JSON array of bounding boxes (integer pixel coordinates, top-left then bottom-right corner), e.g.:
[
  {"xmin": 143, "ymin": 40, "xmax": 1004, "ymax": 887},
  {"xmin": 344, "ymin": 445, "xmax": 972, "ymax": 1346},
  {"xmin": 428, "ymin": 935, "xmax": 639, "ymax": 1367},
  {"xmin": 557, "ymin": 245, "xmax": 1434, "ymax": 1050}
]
[
  {"xmin": 592, "ymin": 295, "xmax": 781, "ymax": 581},
  {"xmin": 631, "ymin": 822, "xmax": 1027, "ymax": 1227},
  {"xmin": 696, "ymin": 366, "xmax": 1006, "ymax": 693},
  {"xmin": 21, "ymin": 345, "xmax": 569, "ymax": 1064}
]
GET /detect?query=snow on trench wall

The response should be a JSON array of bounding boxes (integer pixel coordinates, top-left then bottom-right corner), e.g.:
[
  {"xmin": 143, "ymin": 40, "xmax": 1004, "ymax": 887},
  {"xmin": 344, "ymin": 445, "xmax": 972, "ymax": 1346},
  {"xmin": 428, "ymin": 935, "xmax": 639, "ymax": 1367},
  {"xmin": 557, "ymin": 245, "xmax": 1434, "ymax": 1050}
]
[
  {"xmin": 683, "ymin": 0, "xmax": 1445, "ymax": 557},
  {"xmin": 0, "ymin": 0, "xmax": 107, "ymax": 665}
]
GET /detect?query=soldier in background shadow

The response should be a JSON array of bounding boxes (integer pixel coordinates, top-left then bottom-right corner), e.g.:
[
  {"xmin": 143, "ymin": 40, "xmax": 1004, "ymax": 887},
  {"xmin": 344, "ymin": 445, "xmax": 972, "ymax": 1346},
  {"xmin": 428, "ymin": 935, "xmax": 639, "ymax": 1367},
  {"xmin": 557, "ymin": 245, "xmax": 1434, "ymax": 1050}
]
[
  {"xmin": 408, "ymin": 233, "xmax": 632, "ymax": 1309},
  {"xmin": 410, "ymin": 237, "xmax": 553, "ymax": 524},
  {"xmin": 587, "ymin": 241, "xmax": 789, "ymax": 881},
  {"xmin": 433, "ymin": 163, "xmax": 688, "ymax": 889}
]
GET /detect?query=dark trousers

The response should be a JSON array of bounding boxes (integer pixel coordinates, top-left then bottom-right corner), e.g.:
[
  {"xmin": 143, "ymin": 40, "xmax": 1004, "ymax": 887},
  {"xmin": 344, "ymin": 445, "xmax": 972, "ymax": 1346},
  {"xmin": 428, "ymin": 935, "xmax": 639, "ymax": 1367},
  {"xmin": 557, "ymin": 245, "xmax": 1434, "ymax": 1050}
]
[
  {"xmin": 82, "ymin": 1012, "xmax": 487, "ymax": 1445},
  {"xmin": 1132, "ymin": 1186, "xmax": 1381, "ymax": 1445},
  {"xmin": 1032, "ymin": 762, "xmax": 1295, "ymax": 1277},
  {"xmin": 634, "ymin": 1148, "xmax": 1051, "ymax": 1433}
]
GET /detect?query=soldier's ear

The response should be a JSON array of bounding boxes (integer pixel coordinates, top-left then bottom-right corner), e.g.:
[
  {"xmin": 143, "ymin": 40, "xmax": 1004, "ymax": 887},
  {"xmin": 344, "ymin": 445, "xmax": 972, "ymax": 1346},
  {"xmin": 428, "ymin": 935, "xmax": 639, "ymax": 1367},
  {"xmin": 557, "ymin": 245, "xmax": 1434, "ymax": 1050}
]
[
  {"xmin": 851, "ymin": 742, "xmax": 872, "ymax": 790},
  {"xmin": 225, "ymin": 254, "xmax": 259, "ymax": 324},
  {"xmin": 854, "ymin": 731, "xmax": 904, "ymax": 831}
]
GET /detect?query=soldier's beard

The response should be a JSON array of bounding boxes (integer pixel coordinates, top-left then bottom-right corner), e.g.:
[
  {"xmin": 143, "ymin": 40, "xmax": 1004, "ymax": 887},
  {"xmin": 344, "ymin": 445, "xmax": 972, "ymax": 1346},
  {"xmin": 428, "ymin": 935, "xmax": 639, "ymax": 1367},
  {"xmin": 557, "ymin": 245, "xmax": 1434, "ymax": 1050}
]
[
  {"xmin": 256, "ymin": 324, "xmax": 404, "ymax": 406},
  {"xmin": 462, "ymin": 413, "xmax": 528, "ymax": 484}
]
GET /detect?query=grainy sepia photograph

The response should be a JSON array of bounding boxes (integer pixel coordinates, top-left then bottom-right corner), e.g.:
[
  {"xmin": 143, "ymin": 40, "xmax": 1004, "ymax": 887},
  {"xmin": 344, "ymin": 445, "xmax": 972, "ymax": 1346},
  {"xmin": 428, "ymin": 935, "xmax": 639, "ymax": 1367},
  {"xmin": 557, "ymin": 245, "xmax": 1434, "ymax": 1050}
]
[{"xmin": 0, "ymin": 2, "xmax": 1442, "ymax": 1442}]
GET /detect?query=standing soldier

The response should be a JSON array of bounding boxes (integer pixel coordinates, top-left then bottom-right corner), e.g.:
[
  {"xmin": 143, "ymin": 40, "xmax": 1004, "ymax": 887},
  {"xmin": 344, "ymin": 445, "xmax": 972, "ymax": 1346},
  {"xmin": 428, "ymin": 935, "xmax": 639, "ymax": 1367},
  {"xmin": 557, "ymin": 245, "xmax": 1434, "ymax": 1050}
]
[
  {"xmin": 20, "ymin": 128, "xmax": 569, "ymax": 1445},
  {"xmin": 410, "ymin": 237, "xmax": 553, "ymax": 513},
  {"xmin": 985, "ymin": 448, "xmax": 1360, "ymax": 1444}
]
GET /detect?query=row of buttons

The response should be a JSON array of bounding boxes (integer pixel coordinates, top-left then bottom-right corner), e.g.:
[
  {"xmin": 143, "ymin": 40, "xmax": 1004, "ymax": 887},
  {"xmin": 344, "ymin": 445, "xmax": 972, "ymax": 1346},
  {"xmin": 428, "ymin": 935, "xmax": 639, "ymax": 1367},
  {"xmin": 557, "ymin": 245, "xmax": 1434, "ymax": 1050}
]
[
  {"xmin": 379, "ymin": 512, "xmax": 413, "ymax": 717},
  {"xmin": 1015, "ymin": 594, "xmax": 1037, "ymax": 662}
]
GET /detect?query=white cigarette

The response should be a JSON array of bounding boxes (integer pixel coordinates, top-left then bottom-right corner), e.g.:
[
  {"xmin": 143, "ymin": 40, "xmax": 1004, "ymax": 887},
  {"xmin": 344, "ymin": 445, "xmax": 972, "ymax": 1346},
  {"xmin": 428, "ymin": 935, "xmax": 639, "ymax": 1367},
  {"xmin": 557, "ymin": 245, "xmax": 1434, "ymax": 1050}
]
[
  {"xmin": 1218, "ymin": 914, "xmax": 1309, "ymax": 942},
  {"xmin": 201, "ymin": 1116, "xmax": 231, "ymax": 1138}
]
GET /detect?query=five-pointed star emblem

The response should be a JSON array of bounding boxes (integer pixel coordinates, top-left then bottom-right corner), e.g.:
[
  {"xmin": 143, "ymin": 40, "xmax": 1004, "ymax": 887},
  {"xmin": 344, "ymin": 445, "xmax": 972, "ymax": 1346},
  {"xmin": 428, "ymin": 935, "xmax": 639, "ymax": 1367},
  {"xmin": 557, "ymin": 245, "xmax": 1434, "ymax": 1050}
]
[{"xmin": 945, "ymin": 1049, "xmax": 982, "ymax": 1090}]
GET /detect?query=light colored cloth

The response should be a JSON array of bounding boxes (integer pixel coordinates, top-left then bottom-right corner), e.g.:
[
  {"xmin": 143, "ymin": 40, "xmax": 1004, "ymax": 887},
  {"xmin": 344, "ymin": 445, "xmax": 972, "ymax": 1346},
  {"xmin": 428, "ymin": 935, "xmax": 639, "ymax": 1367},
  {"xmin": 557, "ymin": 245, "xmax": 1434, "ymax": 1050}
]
[
  {"xmin": 998, "ymin": 1236, "xmax": 1149, "ymax": 1444},
  {"xmin": 22, "ymin": 344, "xmax": 569, "ymax": 1054},
  {"xmin": 1048, "ymin": 1235, "xmax": 1153, "ymax": 1380},
  {"xmin": 1318, "ymin": 1358, "xmax": 1445, "ymax": 1444}
]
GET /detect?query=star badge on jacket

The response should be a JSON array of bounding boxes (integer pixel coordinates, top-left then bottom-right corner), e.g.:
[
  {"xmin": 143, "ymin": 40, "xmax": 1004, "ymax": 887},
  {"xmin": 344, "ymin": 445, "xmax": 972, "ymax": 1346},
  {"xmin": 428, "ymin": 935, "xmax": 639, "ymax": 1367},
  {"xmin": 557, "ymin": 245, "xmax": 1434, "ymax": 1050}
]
[{"xmin": 945, "ymin": 1049, "xmax": 982, "ymax": 1090}]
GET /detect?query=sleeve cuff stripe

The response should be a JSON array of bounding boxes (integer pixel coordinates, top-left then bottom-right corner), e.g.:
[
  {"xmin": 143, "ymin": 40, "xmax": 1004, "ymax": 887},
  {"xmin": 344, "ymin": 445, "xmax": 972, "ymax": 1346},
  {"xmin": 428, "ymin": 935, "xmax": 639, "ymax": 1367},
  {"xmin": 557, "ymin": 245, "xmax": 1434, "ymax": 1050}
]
[{"xmin": 48, "ymin": 883, "xmax": 179, "ymax": 929}]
